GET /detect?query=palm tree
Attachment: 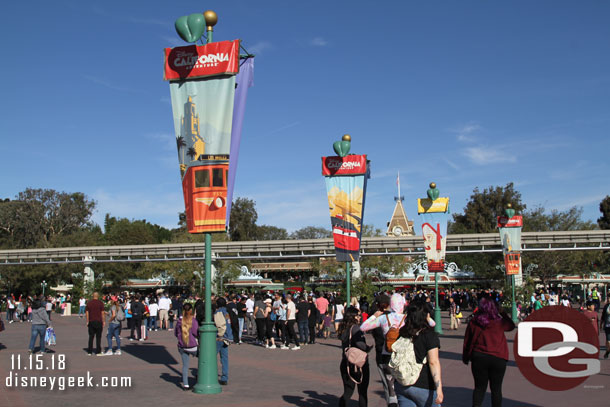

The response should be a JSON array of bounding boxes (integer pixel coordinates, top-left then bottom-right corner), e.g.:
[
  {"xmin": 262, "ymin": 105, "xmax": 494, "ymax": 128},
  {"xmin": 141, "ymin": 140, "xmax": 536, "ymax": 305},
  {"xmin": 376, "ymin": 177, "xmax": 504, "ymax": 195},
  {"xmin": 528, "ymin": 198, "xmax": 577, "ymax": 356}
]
[
  {"xmin": 176, "ymin": 136, "xmax": 186, "ymax": 164},
  {"xmin": 187, "ymin": 147, "xmax": 197, "ymax": 161}
]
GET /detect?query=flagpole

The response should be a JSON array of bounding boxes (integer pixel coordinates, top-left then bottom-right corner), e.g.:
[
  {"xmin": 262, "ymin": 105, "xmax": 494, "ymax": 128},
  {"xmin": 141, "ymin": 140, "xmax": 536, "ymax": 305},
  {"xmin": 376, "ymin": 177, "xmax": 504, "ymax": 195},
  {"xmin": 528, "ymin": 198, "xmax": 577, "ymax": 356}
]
[{"xmin": 194, "ymin": 10, "xmax": 222, "ymax": 395}]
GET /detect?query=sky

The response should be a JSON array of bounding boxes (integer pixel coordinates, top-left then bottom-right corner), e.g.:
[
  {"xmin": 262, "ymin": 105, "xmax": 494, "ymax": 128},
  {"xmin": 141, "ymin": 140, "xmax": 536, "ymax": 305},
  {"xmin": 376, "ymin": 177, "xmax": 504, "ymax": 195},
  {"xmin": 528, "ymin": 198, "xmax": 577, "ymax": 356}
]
[{"xmin": 1, "ymin": 1, "xmax": 609, "ymax": 234}]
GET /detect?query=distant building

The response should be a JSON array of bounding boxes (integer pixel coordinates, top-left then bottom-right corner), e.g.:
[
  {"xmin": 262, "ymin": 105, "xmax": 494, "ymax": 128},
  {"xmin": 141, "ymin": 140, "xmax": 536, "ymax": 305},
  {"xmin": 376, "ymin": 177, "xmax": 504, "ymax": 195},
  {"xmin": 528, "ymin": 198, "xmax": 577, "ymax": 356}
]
[{"xmin": 386, "ymin": 198, "xmax": 415, "ymax": 237}]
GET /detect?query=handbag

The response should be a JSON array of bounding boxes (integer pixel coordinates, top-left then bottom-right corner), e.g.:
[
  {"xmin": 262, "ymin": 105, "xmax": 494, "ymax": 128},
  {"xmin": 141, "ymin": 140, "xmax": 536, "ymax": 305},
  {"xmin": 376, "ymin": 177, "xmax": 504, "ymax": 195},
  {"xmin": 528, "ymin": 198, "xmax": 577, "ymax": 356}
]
[
  {"xmin": 456, "ymin": 312, "xmax": 463, "ymax": 318},
  {"xmin": 344, "ymin": 326, "xmax": 368, "ymax": 384}
]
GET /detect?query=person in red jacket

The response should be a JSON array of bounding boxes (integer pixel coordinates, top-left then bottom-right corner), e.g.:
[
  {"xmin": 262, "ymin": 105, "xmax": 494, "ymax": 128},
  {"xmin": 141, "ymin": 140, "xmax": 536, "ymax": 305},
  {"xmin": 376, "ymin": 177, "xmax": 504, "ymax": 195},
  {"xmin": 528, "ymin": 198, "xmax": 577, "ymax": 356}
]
[{"xmin": 462, "ymin": 297, "xmax": 515, "ymax": 407}]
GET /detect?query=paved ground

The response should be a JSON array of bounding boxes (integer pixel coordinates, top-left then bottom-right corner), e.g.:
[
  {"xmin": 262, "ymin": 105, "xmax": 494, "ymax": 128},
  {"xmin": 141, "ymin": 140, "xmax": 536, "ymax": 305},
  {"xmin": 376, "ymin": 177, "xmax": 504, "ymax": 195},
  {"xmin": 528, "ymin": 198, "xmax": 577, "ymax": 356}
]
[{"xmin": 0, "ymin": 313, "xmax": 608, "ymax": 406}]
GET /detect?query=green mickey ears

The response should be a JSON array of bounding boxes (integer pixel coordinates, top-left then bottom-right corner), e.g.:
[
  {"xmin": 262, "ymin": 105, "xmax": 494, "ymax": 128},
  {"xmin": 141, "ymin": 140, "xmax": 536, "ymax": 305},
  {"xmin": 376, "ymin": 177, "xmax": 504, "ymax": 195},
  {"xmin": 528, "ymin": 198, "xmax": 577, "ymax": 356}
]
[
  {"xmin": 333, "ymin": 134, "xmax": 352, "ymax": 157},
  {"xmin": 427, "ymin": 182, "xmax": 439, "ymax": 201},
  {"xmin": 175, "ymin": 13, "xmax": 206, "ymax": 43}
]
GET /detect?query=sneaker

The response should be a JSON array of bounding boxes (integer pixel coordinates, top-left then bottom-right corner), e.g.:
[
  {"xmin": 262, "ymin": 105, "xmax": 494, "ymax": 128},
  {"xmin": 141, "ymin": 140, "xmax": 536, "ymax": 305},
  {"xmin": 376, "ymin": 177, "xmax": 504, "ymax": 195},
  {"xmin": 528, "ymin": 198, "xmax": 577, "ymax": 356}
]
[
  {"xmin": 104, "ymin": 350, "xmax": 114, "ymax": 356},
  {"xmin": 114, "ymin": 350, "xmax": 122, "ymax": 356},
  {"xmin": 268, "ymin": 345, "xmax": 277, "ymax": 349},
  {"xmin": 28, "ymin": 349, "xmax": 33, "ymax": 354},
  {"xmin": 291, "ymin": 346, "xmax": 301, "ymax": 350},
  {"xmin": 265, "ymin": 344, "xmax": 269, "ymax": 348},
  {"xmin": 219, "ymin": 380, "xmax": 228, "ymax": 386},
  {"xmin": 87, "ymin": 353, "xmax": 93, "ymax": 356},
  {"xmin": 129, "ymin": 338, "xmax": 134, "ymax": 341},
  {"xmin": 280, "ymin": 345, "xmax": 289, "ymax": 350},
  {"xmin": 138, "ymin": 338, "xmax": 144, "ymax": 342},
  {"xmin": 239, "ymin": 340, "xmax": 243, "ymax": 344},
  {"xmin": 97, "ymin": 352, "xmax": 106, "ymax": 357}
]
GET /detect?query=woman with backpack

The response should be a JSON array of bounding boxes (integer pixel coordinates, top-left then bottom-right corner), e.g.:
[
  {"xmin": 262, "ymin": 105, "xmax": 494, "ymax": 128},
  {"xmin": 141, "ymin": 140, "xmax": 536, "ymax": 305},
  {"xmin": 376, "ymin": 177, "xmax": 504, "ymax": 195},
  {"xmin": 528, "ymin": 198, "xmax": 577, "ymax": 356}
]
[
  {"xmin": 338, "ymin": 306, "xmax": 372, "ymax": 407},
  {"xmin": 391, "ymin": 301, "xmax": 443, "ymax": 407},
  {"xmin": 462, "ymin": 297, "xmax": 514, "ymax": 407},
  {"xmin": 174, "ymin": 303, "xmax": 199, "ymax": 390}
]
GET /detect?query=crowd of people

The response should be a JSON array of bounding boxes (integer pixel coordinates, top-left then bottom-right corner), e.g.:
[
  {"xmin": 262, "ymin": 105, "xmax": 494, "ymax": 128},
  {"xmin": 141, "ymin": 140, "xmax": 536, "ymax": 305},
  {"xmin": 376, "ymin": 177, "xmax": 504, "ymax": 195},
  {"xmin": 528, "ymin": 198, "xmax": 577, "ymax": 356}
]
[{"xmin": 1, "ymin": 285, "xmax": 608, "ymax": 406}]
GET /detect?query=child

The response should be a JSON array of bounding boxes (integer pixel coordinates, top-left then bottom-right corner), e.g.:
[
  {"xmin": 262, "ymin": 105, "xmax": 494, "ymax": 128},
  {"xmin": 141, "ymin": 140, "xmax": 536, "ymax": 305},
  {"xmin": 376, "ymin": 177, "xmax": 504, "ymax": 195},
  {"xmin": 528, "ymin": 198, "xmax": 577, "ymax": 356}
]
[
  {"xmin": 168, "ymin": 310, "xmax": 175, "ymax": 329},
  {"xmin": 323, "ymin": 311, "xmax": 332, "ymax": 338}
]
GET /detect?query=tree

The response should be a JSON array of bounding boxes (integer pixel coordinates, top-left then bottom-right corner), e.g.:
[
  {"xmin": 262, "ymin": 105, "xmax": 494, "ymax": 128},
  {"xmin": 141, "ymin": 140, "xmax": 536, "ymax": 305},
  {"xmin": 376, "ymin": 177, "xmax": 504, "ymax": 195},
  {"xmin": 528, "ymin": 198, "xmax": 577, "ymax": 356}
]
[
  {"xmin": 0, "ymin": 189, "xmax": 96, "ymax": 248},
  {"xmin": 450, "ymin": 183, "xmax": 525, "ymax": 234},
  {"xmin": 523, "ymin": 206, "xmax": 597, "ymax": 232},
  {"xmin": 256, "ymin": 225, "xmax": 289, "ymax": 240},
  {"xmin": 228, "ymin": 197, "xmax": 258, "ymax": 241},
  {"xmin": 290, "ymin": 226, "xmax": 331, "ymax": 239},
  {"xmin": 597, "ymin": 196, "xmax": 610, "ymax": 230}
]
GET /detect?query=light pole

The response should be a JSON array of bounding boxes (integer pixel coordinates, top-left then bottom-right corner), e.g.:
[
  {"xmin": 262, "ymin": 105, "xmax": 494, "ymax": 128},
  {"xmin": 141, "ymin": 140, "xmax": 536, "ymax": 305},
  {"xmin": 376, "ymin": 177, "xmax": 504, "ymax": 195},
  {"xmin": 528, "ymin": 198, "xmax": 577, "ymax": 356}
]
[{"xmin": 41, "ymin": 280, "xmax": 47, "ymax": 297}]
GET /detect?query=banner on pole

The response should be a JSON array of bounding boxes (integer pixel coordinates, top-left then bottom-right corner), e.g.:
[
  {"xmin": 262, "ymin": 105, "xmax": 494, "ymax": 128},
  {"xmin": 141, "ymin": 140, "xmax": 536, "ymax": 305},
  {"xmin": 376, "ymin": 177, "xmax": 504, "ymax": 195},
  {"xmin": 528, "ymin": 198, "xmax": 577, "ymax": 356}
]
[
  {"xmin": 418, "ymin": 198, "xmax": 449, "ymax": 272},
  {"xmin": 497, "ymin": 215, "xmax": 523, "ymax": 276},
  {"xmin": 164, "ymin": 40, "xmax": 240, "ymax": 81},
  {"xmin": 322, "ymin": 155, "xmax": 369, "ymax": 262},
  {"xmin": 169, "ymin": 68, "xmax": 236, "ymax": 233}
]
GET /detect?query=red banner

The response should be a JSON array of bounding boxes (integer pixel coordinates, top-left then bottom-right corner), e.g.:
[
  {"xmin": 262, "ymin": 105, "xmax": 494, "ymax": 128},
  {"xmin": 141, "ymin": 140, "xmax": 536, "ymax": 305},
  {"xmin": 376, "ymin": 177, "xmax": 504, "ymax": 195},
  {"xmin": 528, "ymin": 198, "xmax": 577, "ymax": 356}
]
[
  {"xmin": 497, "ymin": 215, "xmax": 523, "ymax": 228},
  {"xmin": 322, "ymin": 155, "xmax": 368, "ymax": 176},
  {"xmin": 164, "ymin": 40, "xmax": 240, "ymax": 81}
]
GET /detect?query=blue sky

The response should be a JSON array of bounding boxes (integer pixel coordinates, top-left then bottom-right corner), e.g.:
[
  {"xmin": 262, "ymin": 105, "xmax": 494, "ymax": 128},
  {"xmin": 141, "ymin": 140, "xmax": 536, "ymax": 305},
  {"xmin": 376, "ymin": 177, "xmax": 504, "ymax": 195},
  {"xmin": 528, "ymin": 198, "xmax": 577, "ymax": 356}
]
[{"xmin": 1, "ymin": 1, "xmax": 609, "ymax": 233}]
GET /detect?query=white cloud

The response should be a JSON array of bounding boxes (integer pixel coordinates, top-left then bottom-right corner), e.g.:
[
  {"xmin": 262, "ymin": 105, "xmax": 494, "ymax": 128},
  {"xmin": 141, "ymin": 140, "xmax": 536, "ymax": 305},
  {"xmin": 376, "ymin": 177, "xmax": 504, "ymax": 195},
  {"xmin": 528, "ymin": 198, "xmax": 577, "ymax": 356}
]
[
  {"xmin": 310, "ymin": 37, "xmax": 328, "ymax": 47},
  {"xmin": 451, "ymin": 122, "xmax": 481, "ymax": 142},
  {"xmin": 462, "ymin": 146, "xmax": 516, "ymax": 165},
  {"xmin": 248, "ymin": 41, "xmax": 273, "ymax": 55}
]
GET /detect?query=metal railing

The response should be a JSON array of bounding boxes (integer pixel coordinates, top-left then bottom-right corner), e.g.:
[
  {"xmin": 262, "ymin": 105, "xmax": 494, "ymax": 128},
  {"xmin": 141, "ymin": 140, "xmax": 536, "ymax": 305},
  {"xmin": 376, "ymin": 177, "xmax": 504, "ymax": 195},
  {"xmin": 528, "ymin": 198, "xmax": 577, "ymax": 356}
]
[{"xmin": 0, "ymin": 230, "xmax": 608, "ymax": 265}]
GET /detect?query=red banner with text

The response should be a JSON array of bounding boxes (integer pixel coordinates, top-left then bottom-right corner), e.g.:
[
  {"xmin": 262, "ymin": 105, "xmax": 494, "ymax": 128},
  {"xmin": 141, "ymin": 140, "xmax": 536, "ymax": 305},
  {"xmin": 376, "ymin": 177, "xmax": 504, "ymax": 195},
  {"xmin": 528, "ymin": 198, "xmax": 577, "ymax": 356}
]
[
  {"xmin": 164, "ymin": 40, "xmax": 240, "ymax": 81},
  {"xmin": 322, "ymin": 155, "xmax": 368, "ymax": 176}
]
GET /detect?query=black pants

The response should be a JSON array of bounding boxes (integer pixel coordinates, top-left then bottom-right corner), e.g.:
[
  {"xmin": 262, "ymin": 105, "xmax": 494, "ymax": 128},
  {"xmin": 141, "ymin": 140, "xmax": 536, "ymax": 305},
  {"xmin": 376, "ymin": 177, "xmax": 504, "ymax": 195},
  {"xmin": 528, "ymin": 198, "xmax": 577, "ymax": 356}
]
[
  {"xmin": 339, "ymin": 358, "xmax": 369, "ymax": 407},
  {"xmin": 275, "ymin": 320, "xmax": 286, "ymax": 342},
  {"xmin": 285, "ymin": 320, "xmax": 298, "ymax": 346},
  {"xmin": 230, "ymin": 317, "xmax": 239, "ymax": 342},
  {"xmin": 308, "ymin": 321, "xmax": 316, "ymax": 343},
  {"xmin": 471, "ymin": 351, "xmax": 507, "ymax": 407},
  {"xmin": 130, "ymin": 317, "xmax": 142, "ymax": 339},
  {"xmin": 265, "ymin": 318, "xmax": 275, "ymax": 340},
  {"xmin": 87, "ymin": 321, "xmax": 103, "ymax": 354},
  {"xmin": 255, "ymin": 318, "xmax": 266, "ymax": 342}
]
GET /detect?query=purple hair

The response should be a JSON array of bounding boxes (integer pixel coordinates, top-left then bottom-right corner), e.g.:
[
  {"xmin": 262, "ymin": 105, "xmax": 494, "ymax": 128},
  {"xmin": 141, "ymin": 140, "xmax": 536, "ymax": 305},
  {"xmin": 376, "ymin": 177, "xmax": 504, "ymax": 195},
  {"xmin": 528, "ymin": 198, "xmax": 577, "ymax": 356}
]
[{"xmin": 473, "ymin": 297, "xmax": 501, "ymax": 328}]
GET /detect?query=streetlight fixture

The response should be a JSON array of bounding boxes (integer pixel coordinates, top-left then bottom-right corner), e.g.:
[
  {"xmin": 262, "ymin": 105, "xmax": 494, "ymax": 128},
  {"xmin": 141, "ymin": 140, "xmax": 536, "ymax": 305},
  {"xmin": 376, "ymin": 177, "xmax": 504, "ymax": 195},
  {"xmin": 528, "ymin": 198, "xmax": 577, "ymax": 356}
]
[{"xmin": 41, "ymin": 280, "xmax": 48, "ymax": 297}]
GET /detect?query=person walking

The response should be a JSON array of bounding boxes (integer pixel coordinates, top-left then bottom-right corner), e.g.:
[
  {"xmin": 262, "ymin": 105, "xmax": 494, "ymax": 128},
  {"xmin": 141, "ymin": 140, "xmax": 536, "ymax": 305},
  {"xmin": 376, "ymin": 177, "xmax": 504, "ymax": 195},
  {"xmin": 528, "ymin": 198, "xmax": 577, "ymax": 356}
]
[
  {"xmin": 253, "ymin": 294, "xmax": 266, "ymax": 346},
  {"xmin": 307, "ymin": 296, "xmax": 319, "ymax": 344},
  {"xmin": 245, "ymin": 293, "xmax": 256, "ymax": 337},
  {"xmin": 601, "ymin": 297, "xmax": 610, "ymax": 359},
  {"xmin": 263, "ymin": 298, "xmax": 277, "ymax": 349},
  {"xmin": 158, "ymin": 292, "xmax": 171, "ymax": 330},
  {"xmin": 296, "ymin": 295, "xmax": 310, "ymax": 346},
  {"xmin": 449, "ymin": 297, "xmax": 459, "ymax": 330},
  {"xmin": 338, "ymin": 306, "xmax": 371, "ymax": 407},
  {"xmin": 237, "ymin": 296, "xmax": 247, "ymax": 343},
  {"xmin": 148, "ymin": 299, "xmax": 159, "ymax": 331},
  {"xmin": 360, "ymin": 293, "xmax": 404, "ymax": 407},
  {"xmin": 78, "ymin": 297, "xmax": 86, "ymax": 318},
  {"xmin": 28, "ymin": 299, "xmax": 52, "ymax": 353},
  {"xmin": 392, "ymin": 300, "xmax": 444, "ymax": 407},
  {"xmin": 462, "ymin": 297, "xmax": 515, "ymax": 407},
  {"xmin": 214, "ymin": 297, "xmax": 231, "ymax": 385},
  {"xmin": 174, "ymin": 303, "xmax": 198, "ymax": 390},
  {"xmin": 104, "ymin": 299, "xmax": 122, "ymax": 355},
  {"xmin": 129, "ymin": 295, "xmax": 144, "ymax": 341},
  {"xmin": 226, "ymin": 295, "xmax": 240, "ymax": 345},
  {"xmin": 85, "ymin": 292, "xmax": 106, "ymax": 356},
  {"xmin": 285, "ymin": 294, "xmax": 300, "ymax": 350}
]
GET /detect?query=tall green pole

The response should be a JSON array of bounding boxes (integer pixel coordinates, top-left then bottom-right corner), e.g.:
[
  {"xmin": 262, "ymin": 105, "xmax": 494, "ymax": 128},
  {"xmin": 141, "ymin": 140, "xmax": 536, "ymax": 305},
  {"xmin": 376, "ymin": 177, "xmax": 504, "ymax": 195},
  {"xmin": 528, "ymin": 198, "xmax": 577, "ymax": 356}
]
[
  {"xmin": 511, "ymin": 275, "xmax": 518, "ymax": 323},
  {"xmin": 434, "ymin": 272, "xmax": 443, "ymax": 334},
  {"xmin": 345, "ymin": 262, "xmax": 351, "ymax": 306},
  {"xmin": 194, "ymin": 233, "xmax": 221, "ymax": 394},
  {"xmin": 193, "ymin": 11, "xmax": 221, "ymax": 395}
]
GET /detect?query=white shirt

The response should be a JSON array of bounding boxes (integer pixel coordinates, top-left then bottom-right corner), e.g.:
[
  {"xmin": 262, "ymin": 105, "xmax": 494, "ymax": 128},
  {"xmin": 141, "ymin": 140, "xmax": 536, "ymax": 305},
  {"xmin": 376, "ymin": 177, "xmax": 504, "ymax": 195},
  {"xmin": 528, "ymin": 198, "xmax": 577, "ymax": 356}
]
[
  {"xmin": 158, "ymin": 297, "xmax": 171, "ymax": 310},
  {"xmin": 79, "ymin": 298, "xmax": 86, "ymax": 306},
  {"xmin": 148, "ymin": 303, "xmax": 159, "ymax": 317},
  {"xmin": 286, "ymin": 301, "xmax": 296, "ymax": 320},
  {"xmin": 246, "ymin": 299, "xmax": 254, "ymax": 313},
  {"xmin": 335, "ymin": 304, "xmax": 344, "ymax": 320}
]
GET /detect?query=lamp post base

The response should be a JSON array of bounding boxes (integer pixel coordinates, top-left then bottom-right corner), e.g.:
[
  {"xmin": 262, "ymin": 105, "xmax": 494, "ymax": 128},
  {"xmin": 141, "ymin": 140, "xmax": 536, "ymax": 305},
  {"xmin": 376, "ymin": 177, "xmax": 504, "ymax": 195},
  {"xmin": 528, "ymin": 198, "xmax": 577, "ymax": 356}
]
[{"xmin": 193, "ymin": 322, "xmax": 221, "ymax": 395}]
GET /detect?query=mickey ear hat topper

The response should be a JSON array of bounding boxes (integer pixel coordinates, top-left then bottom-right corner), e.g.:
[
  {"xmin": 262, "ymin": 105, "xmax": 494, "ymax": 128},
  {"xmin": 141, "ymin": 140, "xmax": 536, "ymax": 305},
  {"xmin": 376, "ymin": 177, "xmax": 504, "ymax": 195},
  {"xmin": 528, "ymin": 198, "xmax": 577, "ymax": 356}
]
[{"xmin": 333, "ymin": 134, "xmax": 351, "ymax": 157}]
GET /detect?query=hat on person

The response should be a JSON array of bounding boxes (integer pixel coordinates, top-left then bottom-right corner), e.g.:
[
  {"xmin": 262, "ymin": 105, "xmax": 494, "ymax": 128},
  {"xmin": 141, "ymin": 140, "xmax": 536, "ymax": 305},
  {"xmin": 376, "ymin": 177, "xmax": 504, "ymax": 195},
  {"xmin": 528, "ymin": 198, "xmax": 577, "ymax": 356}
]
[{"xmin": 264, "ymin": 298, "xmax": 272, "ymax": 304}]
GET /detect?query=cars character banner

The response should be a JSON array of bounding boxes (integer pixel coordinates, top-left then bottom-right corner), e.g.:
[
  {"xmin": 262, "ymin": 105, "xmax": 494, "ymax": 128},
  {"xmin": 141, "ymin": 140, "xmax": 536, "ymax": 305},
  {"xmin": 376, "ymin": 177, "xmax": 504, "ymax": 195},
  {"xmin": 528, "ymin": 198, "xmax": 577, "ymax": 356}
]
[
  {"xmin": 417, "ymin": 185, "xmax": 449, "ymax": 272},
  {"xmin": 498, "ymin": 214, "xmax": 523, "ymax": 276},
  {"xmin": 322, "ymin": 151, "xmax": 370, "ymax": 262},
  {"xmin": 165, "ymin": 40, "xmax": 244, "ymax": 233}
]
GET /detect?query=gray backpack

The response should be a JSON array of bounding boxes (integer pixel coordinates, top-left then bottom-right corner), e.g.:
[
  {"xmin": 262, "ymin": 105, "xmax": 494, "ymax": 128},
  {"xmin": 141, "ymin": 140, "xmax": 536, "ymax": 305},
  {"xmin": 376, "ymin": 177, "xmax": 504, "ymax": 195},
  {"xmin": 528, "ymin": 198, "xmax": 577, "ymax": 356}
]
[{"xmin": 115, "ymin": 306, "xmax": 126, "ymax": 322}]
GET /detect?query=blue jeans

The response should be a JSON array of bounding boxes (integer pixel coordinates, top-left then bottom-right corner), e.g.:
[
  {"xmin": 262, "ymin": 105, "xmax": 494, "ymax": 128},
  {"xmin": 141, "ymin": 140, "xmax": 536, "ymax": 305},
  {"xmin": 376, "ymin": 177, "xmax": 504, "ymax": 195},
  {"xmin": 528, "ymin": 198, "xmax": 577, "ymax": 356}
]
[
  {"xmin": 148, "ymin": 316, "xmax": 157, "ymax": 330},
  {"xmin": 107, "ymin": 323, "xmax": 121, "ymax": 351},
  {"xmin": 216, "ymin": 341, "xmax": 229, "ymax": 382},
  {"xmin": 298, "ymin": 320, "xmax": 309, "ymax": 344},
  {"xmin": 395, "ymin": 382, "xmax": 439, "ymax": 407},
  {"xmin": 178, "ymin": 347, "xmax": 196, "ymax": 386},
  {"xmin": 79, "ymin": 306, "xmax": 86, "ymax": 316},
  {"xmin": 29, "ymin": 324, "xmax": 47, "ymax": 352},
  {"xmin": 238, "ymin": 318, "xmax": 244, "ymax": 341}
]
